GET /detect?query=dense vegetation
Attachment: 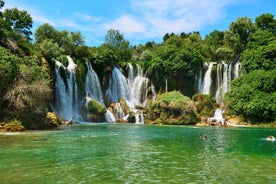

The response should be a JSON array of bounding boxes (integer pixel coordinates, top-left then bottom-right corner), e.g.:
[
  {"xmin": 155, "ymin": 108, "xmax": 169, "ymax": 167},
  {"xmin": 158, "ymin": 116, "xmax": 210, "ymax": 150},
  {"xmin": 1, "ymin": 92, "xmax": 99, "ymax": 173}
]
[{"xmin": 0, "ymin": 0, "xmax": 275, "ymax": 129}]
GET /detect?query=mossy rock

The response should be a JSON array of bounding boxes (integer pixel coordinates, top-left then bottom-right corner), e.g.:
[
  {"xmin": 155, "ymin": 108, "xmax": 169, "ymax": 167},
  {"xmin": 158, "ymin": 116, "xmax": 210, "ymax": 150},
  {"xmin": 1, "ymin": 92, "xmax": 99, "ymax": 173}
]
[
  {"xmin": 2, "ymin": 120, "xmax": 25, "ymax": 132},
  {"xmin": 146, "ymin": 91, "xmax": 199, "ymax": 125},
  {"xmin": 84, "ymin": 98, "xmax": 106, "ymax": 122},
  {"xmin": 87, "ymin": 98, "xmax": 106, "ymax": 115}
]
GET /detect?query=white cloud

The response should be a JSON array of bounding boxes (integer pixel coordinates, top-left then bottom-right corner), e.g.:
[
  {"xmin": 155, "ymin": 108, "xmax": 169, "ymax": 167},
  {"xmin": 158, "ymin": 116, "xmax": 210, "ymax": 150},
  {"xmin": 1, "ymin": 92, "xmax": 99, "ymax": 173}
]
[
  {"xmin": 129, "ymin": 0, "xmax": 242, "ymax": 38},
  {"xmin": 103, "ymin": 15, "xmax": 145, "ymax": 33},
  {"xmin": 73, "ymin": 12, "xmax": 102, "ymax": 22},
  {"xmin": 32, "ymin": 15, "xmax": 56, "ymax": 26}
]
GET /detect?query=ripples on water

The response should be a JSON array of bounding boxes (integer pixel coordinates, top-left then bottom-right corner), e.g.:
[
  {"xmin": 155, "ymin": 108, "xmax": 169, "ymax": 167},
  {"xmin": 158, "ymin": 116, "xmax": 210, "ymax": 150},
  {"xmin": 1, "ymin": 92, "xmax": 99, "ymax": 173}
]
[{"xmin": 0, "ymin": 124, "xmax": 276, "ymax": 183}]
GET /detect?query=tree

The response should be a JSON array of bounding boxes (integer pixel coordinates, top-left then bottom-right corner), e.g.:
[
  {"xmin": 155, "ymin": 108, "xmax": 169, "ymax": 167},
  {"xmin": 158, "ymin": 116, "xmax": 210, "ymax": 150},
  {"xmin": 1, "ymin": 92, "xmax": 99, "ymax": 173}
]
[
  {"xmin": 105, "ymin": 29, "xmax": 124, "ymax": 48},
  {"xmin": 204, "ymin": 30, "xmax": 225, "ymax": 61},
  {"xmin": 104, "ymin": 29, "xmax": 131, "ymax": 62},
  {"xmin": 35, "ymin": 23, "xmax": 57, "ymax": 43},
  {"xmin": 255, "ymin": 13, "xmax": 276, "ymax": 33},
  {"xmin": 241, "ymin": 41, "xmax": 276, "ymax": 73},
  {"xmin": 226, "ymin": 70, "xmax": 276, "ymax": 123},
  {"xmin": 228, "ymin": 17, "xmax": 255, "ymax": 55},
  {"xmin": 2, "ymin": 8, "xmax": 33, "ymax": 41}
]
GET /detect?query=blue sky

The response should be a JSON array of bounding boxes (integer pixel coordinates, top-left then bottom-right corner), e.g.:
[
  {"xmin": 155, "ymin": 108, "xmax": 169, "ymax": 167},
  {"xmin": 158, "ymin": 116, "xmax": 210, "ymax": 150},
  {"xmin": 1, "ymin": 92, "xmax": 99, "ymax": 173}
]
[{"xmin": 4, "ymin": 0, "xmax": 276, "ymax": 46}]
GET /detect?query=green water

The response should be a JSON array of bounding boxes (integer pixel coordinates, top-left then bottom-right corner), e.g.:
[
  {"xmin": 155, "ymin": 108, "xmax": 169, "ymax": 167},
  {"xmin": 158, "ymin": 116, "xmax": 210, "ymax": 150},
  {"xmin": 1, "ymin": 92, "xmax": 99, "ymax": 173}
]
[{"xmin": 1, "ymin": 124, "xmax": 276, "ymax": 184}]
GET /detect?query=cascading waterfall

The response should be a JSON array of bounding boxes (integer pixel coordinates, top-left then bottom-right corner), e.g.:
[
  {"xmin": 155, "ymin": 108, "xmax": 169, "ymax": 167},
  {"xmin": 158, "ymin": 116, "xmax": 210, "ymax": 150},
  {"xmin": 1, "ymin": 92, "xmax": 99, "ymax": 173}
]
[
  {"xmin": 234, "ymin": 61, "xmax": 241, "ymax": 78},
  {"xmin": 53, "ymin": 56, "xmax": 80, "ymax": 121},
  {"xmin": 85, "ymin": 62, "xmax": 105, "ymax": 105},
  {"xmin": 213, "ymin": 108, "xmax": 225, "ymax": 123},
  {"xmin": 201, "ymin": 61, "xmax": 241, "ymax": 104},
  {"xmin": 202, "ymin": 62, "xmax": 215, "ymax": 94},
  {"xmin": 215, "ymin": 62, "xmax": 231, "ymax": 104},
  {"xmin": 105, "ymin": 67, "xmax": 130, "ymax": 103},
  {"xmin": 84, "ymin": 62, "xmax": 115, "ymax": 122},
  {"xmin": 197, "ymin": 65, "xmax": 203, "ymax": 93},
  {"xmin": 105, "ymin": 64, "xmax": 154, "ymax": 123}
]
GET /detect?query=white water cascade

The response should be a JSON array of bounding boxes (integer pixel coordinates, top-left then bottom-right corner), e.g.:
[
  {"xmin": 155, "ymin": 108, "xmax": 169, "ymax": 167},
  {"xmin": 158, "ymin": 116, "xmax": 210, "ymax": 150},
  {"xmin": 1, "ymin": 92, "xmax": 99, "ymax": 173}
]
[
  {"xmin": 105, "ymin": 64, "xmax": 155, "ymax": 123},
  {"xmin": 85, "ymin": 62, "xmax": 105, "ymax": 105},
  {"xmin": 215, "ymin": 62, "xmax": 231, "ymax": 104},
  {"xmin": 213, "ymin": 108, "xmax": 225, "ymax": 123},
  {"xmin": 84, "ymin": 62, "xmax": 115, "ymax": 122},
  {"xmin": 202, "ymin": 62, "xmax": 215, "ymax": 94},
  {"xmin": 53, "ymin": 56, "xmax": 80, "ymax": 121},
  {"xmin": 201, "ymin": 61, "xmax": 241, "ymax": 104}
]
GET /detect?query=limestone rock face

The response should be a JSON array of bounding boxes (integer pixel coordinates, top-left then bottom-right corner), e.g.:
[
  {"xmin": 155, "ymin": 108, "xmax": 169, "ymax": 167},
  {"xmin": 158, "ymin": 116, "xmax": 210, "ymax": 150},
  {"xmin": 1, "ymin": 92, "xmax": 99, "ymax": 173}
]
[{"xmin": 145, "ymin": 91, "xmax": 199, "ymax": 125}]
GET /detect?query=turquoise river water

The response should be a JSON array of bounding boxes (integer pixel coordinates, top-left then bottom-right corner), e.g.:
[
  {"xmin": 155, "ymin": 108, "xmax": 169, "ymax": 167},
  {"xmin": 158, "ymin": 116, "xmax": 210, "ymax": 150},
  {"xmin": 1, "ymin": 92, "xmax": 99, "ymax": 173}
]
[{"xmin": 1, "ymin": 124, "xmax": 276, "ymax": 184}]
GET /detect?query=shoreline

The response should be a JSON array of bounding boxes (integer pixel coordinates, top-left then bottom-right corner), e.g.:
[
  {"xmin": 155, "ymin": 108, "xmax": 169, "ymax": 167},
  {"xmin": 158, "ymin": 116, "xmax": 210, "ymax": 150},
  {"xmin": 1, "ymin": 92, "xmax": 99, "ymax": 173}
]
[{"xmin": 1, "ymin": 122, "xmax": 276, "ymax": 133}]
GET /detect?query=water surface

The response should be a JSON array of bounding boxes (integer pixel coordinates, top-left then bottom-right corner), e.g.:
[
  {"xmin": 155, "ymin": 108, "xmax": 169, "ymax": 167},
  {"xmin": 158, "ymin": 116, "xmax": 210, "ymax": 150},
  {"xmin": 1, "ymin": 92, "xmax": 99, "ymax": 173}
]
[{"xmin": 1, "ymin": 124, "xmax": 276, "ymax": 184}]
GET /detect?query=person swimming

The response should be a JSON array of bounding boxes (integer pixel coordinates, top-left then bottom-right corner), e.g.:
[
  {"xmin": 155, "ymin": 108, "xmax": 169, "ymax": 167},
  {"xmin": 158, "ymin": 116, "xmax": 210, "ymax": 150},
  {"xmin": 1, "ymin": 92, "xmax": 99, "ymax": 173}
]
[{"xmin": 266, "ymin": 135, "xmax": 275, "ymax": 141}]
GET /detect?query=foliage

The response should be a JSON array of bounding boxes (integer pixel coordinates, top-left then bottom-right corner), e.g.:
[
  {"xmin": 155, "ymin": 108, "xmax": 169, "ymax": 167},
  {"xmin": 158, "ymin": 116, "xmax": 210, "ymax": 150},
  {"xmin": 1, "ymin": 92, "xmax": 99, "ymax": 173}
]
[
  {"xmin": 241, "ymin": 41, "xmax": 276, "ymax": 73},
  {"xmin": 3, "ymin": 55, "xmax": 52, "ymax": 129},
  {"xmin": 226, "ymin": 70, "xmax": 276, "ymax": 123},
  {"xmin": 1, "ymin": 7, "xmax": 33, "ymax": 41},
  {"xmin": 0, "ymin": 46, "xmax": 19, "ymax": 98}
]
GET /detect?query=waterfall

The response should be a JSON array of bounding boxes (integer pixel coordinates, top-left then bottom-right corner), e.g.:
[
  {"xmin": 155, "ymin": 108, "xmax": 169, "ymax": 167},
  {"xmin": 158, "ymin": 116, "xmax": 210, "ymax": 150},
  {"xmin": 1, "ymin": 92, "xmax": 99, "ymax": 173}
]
[
  {"xmin": 105, "ymin": 64, "xmax": 155, "ymax": 123},
  {"xmin": 197, "ymin": 66, "xmax": 203, "ymax": 93},
  {"xmin": 234, "ymin": 61, "xmax": 241, "ymax": 78},
  {"xmin": 213, "ymin": 108, "xmax": 225, "ymax": 123},
  {"xmin": 201, "ymin": 60, "xmax": 241, "ymax": 104},
  {"xmin": 202, "ymin": 62, "xmax": 215, "ymax": 94},
  {"xmin": 85, "ymin": 62, "xmax": 105, "ymax": 105},
  {"xmin": 105, "ymin": 110, "xmax": 115, "ymax": 122},
  {"xmin": 129, "ymin": 64, "xmax": 149, "ymax": 107},
  {"xmin": 53, "ymin": 56, "xmax": 80, "ymax": 121},
  {"xmin": 105, "ymin": 67, "xmax": 129, "ymax": 103}
]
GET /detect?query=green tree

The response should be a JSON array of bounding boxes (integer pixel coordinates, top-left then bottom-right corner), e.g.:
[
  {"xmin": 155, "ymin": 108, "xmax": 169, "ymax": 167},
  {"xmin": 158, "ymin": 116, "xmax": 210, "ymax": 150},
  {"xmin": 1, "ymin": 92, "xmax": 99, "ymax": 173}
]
[
  {"xmin": 255, "ymin": 13, "xmax": 276, "ymax": 33},
  {"xmin": 105, "ymin": 29, "xmax": 124, "ymax": 48},
  {"xmin": 2, "ymin": 8, "xmax": 33, "ymax": 41},
  {"xmin": 226, "ymin": 70, "xmax": 276, "ymax": 123},
  {"xmin": 104, "ymin": 29, "xmax": 131, "ymax": 62},
  {"xmin": 228, "ymin": 17, "xmax": 255, "ymax": 56},
  {"xmin": 204, "ymin": 30, "xmax": 225, "ymax": 61},
  {"xmin": 35, "ymin": 23, "xmax": 57, "ymax": 43}
]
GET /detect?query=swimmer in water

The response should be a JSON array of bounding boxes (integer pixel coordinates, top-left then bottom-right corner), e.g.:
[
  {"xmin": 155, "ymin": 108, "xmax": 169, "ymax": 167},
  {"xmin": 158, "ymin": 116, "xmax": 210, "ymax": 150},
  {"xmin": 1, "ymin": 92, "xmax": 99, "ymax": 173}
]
[{"xmin": 266, "ymin": 135, "xmax": 275, "ymax": 141}]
